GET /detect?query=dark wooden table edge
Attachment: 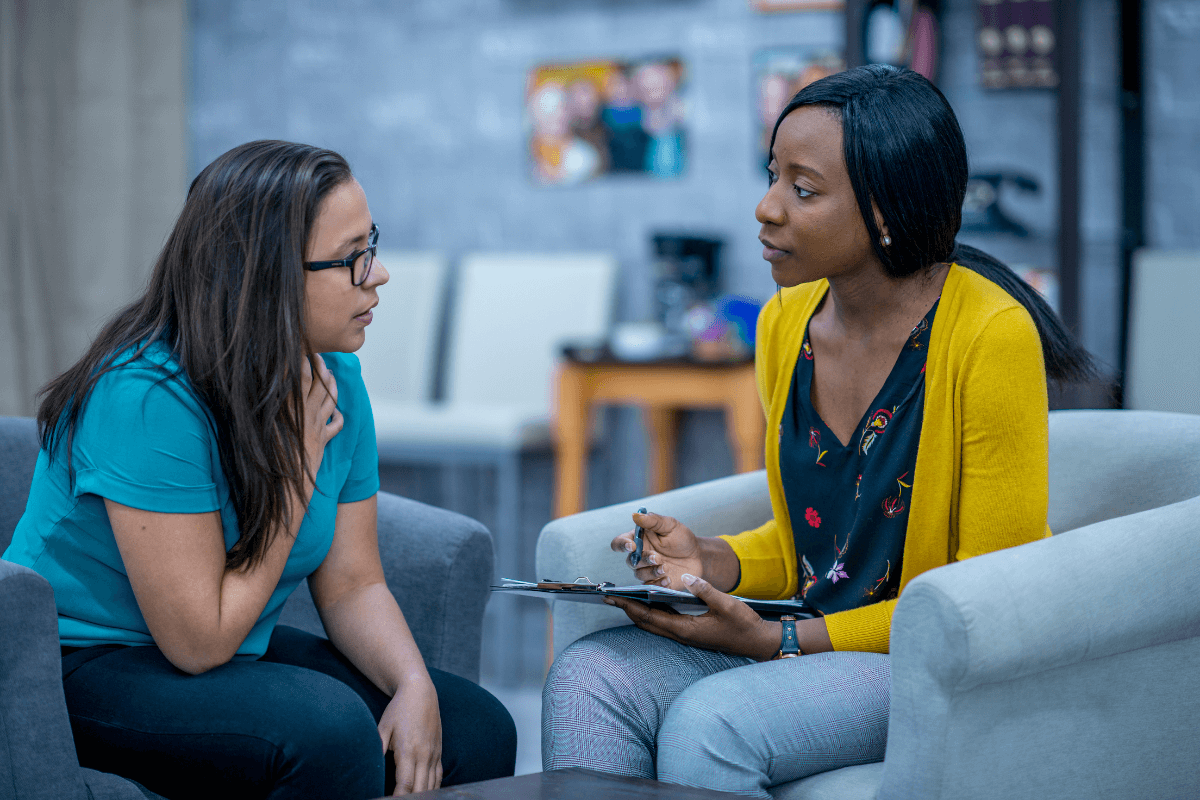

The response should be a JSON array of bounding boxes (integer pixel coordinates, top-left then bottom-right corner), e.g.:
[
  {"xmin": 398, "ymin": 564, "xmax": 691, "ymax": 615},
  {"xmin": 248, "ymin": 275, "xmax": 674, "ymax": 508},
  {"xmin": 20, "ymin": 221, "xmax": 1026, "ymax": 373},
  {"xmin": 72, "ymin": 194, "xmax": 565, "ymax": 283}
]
[{"xmin": 401, "ymin": 767, "xmax": 759, "ymax": 799}]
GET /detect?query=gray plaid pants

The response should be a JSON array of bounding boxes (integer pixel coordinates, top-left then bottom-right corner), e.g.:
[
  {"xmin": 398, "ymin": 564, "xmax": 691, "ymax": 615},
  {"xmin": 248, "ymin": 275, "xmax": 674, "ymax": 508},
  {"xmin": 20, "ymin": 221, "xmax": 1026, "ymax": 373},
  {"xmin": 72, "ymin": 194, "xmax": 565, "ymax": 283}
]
[{"xmin": 542, "ymin": 625, "xmax": 889, "ymax": 799}]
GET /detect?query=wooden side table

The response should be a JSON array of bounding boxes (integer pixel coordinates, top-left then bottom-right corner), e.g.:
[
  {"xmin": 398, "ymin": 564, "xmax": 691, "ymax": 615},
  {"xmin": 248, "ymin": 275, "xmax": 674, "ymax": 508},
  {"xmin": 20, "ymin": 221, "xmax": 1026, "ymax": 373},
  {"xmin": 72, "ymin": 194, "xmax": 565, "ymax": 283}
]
[{"xmin": 553, "ymin": 354, "xmax": 764, "ymax": 518}]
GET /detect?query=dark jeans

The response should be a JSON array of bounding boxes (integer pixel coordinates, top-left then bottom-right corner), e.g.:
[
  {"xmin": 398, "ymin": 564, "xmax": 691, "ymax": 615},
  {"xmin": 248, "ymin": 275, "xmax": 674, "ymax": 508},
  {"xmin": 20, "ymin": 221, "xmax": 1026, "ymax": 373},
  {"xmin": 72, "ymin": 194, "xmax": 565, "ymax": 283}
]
[{"xmin": 61, "ymin": 626, "xmax": 516, "ymax": 799}]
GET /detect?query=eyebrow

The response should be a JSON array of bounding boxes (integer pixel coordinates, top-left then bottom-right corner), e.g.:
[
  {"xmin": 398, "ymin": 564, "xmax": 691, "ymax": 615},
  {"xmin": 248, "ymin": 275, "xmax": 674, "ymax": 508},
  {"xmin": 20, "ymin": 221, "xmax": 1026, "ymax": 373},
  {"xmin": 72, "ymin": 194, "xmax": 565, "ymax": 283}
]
[
  {"xmin": 787, "ymin": 162, "xmax": 825, "ymax": 181},
  {"xmin": 767, "ymin": 154, "xmax": 825, "ymax": 182}
]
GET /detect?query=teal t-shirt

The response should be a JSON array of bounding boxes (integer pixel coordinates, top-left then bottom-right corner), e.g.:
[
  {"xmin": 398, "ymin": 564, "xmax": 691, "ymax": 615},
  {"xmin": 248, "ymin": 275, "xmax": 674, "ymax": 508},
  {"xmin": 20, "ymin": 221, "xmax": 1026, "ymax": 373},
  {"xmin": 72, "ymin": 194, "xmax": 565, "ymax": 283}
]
[{"xmin": 3, "ymin": 343, "xmax": 380, "ymax": 657}]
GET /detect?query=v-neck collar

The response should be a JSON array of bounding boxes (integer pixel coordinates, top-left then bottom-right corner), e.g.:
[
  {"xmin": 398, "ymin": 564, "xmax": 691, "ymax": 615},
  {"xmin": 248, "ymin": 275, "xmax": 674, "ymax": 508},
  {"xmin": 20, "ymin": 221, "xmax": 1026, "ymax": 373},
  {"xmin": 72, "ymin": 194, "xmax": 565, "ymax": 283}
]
[{"xmin": 798, "ymin": 299, "xmax": 939, "ymax": 450}]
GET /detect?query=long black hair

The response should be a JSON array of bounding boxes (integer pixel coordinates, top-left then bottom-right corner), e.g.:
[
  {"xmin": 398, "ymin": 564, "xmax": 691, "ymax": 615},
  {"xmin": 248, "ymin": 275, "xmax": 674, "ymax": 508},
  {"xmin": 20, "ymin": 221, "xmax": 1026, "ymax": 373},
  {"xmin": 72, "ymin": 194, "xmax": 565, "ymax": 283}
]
[
  {"xmin": 770, "ymin": 64, "xmax": 1094, "ymax": 383},
  {"xmin": 38, "ymin": 140, "xmax": 353, "ymax": 570}
]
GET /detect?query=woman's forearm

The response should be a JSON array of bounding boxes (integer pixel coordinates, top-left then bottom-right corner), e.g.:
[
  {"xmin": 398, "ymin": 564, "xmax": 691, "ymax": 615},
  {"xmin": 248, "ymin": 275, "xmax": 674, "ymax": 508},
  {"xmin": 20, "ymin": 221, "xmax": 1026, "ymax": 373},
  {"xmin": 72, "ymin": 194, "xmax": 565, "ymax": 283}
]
[
  {"xmin": 209, "ymin": 481, "xmax": 311, "ymax": 651},
  {"xmin": 699, "ymin": 536, "xmax": 741, "ymax": 593},
  {"xmin": 317, "ymin": 581, "xmax": 430, "ymax": 696},
  {"xmin": 211, "ymin": 469, "xmax": 317, "ymax": 641}
]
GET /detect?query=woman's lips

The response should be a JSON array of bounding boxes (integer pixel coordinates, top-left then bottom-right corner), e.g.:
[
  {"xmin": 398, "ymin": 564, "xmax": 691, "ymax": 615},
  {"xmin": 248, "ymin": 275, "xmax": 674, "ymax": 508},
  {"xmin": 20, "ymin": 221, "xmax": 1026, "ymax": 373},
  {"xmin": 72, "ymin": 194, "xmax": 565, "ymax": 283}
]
[
  {"xmin": 355, "ymin": 310, "xmax": 373, "ymax": 324},
  {"xmin": 761, "ymin": 243, "xmax": 789, "ymax": 261}
]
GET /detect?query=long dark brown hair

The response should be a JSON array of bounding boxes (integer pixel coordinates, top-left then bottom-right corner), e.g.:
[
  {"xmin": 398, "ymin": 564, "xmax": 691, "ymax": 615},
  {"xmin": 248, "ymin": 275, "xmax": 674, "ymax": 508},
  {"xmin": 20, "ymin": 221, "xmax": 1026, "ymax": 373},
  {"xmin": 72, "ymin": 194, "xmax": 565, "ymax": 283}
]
[{"xmin": 38, "ymin": 140, "xmax": 353, "ymax": 570}]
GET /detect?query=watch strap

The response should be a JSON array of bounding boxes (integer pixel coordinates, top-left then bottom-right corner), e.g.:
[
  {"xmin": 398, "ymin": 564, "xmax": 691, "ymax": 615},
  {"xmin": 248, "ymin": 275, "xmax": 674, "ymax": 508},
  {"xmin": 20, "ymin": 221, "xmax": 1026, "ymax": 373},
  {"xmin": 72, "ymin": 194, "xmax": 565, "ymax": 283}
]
[{"xmin": 776, "ymin": 615, "xmax": 801, "ymax": 659}]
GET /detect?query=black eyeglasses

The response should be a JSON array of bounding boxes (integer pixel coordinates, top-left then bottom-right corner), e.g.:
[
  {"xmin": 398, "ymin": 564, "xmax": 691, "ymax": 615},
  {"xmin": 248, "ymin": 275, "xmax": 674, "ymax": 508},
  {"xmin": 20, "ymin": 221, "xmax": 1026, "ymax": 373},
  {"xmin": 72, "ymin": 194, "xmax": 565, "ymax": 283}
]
[{"xmin": 305, "ymin": 223, "xmax": 378, "ymax": 286}]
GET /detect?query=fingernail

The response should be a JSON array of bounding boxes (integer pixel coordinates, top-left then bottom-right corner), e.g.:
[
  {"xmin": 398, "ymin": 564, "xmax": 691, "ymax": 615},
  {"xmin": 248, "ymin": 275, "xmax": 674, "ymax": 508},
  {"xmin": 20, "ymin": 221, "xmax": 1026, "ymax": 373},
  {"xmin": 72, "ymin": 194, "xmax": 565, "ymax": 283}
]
[
  {"xmin": 681, "ymin": 573, "xmax": 697, "ymax": 585},
  {"xmin": 603, "ymin": 598, "xmax": 615, "ymax": 605},
  {"xmin": 647, "ymin": 554, "xmax": 658, "ymax": 565},
  {"xmin": 655, "ymin": 567, "xmax": 664, "ymax": 577},
  {"xmin": 625, "ymin": 543, "xmax": 634, "ymax": 552}
]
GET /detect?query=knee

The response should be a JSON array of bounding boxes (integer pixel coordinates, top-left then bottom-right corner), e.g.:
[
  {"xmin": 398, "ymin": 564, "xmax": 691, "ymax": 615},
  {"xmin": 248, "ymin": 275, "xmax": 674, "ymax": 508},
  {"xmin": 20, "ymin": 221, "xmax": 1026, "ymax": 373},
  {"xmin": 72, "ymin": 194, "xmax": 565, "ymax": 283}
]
[
  {"xmin": 658, "ymin": 680, "xmax": 764, "ymax": 769},
  {"xmin": 433, "ymin": 670, "xmax": 515, "ymax": 784},
  {"xmin": 543, "ymin": 630, "xmax": 640, "ymax": 714},
  {"xmin": 279, "ymin": 675, "xmax": 384, "ymax": 793}
]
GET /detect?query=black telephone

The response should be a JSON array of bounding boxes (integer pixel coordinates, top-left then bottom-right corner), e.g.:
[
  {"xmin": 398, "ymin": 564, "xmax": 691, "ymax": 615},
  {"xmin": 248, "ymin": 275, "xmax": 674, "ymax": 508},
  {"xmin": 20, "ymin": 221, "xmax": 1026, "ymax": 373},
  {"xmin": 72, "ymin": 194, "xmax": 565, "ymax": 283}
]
[{"xmin": 961, "ymin": 171, "xmax": 1041, "ymax": 237}]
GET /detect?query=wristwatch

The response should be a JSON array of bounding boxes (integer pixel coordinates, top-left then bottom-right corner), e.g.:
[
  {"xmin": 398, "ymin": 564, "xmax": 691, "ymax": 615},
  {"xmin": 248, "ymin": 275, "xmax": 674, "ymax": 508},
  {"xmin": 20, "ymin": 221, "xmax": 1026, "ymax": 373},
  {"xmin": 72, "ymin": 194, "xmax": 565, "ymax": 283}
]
[{"xmin": 774, "ymin": 615, "xmax": 802, "ymax": 659}]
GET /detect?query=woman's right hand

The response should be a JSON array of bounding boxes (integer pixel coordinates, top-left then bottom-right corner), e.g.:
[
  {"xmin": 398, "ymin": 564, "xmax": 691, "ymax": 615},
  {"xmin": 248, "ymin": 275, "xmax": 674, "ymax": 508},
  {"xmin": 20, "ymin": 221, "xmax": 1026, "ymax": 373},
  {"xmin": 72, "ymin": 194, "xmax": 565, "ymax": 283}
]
[
  {"xmin": 302, "ymin": 354, "xmax": 344, "ymax": 468},
  {"xmin": 610, "ymin": 511, "xmax": 704, "ymax": 591}
]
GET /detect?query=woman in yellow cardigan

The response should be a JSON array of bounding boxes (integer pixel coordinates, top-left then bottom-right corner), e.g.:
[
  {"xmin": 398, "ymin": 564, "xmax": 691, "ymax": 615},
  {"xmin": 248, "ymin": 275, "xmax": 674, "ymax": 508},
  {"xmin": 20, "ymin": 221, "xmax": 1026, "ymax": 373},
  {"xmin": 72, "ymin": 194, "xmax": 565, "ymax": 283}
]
[{"xmin": 542, "ymin": 66, "xmax": 1094, "ymax": 796}]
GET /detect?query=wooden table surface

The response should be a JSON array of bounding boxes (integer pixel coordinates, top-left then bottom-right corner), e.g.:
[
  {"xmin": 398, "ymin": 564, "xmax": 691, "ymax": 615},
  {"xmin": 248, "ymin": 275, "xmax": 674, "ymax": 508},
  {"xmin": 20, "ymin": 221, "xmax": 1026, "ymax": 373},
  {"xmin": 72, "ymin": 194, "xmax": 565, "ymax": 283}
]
[
  {"xmin": 553, "ymin": 356, "xmax": 763, "ymax": 518},
  {"xmin": 404, "ymin": 768, "xmax": 756, "ymax": 799}
]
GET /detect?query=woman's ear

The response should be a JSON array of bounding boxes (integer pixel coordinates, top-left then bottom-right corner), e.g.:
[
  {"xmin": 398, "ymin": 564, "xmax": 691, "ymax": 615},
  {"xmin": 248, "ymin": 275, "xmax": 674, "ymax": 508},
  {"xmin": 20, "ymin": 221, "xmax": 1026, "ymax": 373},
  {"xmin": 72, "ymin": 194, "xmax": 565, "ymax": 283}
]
[{"xmin": 871, "ymin": 201, "xmax": 891, "ymax": 247}]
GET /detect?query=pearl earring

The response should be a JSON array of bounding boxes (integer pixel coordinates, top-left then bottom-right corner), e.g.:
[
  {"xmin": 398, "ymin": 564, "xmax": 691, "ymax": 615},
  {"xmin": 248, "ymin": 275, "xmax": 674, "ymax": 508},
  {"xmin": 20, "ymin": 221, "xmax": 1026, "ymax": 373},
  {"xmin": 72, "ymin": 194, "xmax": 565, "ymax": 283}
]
[{"xmin": 882, "ymin": 235, "xmax": 892, "ymax": 246}]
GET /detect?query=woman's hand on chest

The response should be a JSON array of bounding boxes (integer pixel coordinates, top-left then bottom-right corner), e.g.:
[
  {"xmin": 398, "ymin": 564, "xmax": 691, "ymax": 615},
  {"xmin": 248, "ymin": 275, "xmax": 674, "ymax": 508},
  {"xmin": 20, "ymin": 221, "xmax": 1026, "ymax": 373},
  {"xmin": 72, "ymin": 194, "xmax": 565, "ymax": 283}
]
[{"xmin": 302, "ymin": 354, "xmax": 344, "ymax": 469}]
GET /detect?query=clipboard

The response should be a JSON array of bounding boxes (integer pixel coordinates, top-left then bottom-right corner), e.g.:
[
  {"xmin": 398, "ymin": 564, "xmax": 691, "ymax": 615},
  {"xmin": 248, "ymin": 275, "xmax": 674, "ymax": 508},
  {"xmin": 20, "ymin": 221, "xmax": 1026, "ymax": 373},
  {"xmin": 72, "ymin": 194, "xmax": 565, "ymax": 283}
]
[{"xmin": 493, "ymin": 577, "xmax": 816, "ymax": 619}]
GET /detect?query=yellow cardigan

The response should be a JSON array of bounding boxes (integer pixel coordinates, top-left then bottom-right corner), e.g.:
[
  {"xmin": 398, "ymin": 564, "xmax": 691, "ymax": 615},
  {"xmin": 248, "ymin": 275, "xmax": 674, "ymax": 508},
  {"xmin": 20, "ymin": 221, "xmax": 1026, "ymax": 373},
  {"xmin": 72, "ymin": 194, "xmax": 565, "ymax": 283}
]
[{"xmin": 720, "ymin": 264, "xmax": 1051, "ymax": 653}]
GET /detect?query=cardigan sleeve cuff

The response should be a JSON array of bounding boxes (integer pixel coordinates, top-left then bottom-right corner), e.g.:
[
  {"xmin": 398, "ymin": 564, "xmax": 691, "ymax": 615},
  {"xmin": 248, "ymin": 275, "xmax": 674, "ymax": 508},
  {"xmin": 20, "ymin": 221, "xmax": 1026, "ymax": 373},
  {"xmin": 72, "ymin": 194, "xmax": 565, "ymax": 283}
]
[
  {"xmin": 718, "ymin": 520, "xmax": 793, "ymax": 600},
  {"xmin": 823, "ymin": 598, "xmax": 897, "ymax": 653}
]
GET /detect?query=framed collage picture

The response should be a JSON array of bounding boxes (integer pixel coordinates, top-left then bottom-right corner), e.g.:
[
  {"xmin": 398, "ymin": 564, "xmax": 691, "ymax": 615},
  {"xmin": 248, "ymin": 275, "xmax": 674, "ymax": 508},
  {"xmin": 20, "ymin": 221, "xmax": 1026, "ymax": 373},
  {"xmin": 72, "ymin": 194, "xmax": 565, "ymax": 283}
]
[
  {"xmin": 754, "ymin": 48, "xmax": 845, "ymax": 161},
  {"xmin": 526, "ymin": 57, "xmax": 686, "ymax": 185}
]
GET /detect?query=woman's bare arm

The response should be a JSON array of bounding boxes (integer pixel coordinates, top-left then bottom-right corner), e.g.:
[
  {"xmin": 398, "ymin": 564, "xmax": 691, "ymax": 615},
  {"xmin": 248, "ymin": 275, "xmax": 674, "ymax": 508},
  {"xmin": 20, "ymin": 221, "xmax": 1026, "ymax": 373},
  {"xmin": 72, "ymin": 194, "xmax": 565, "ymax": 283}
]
[
  {"xmin": 107, "ymin": 495, "xmax": 305, "ymax": 674},
  {"xmin": 309, "ymin": 495, "xmax": 442, "ymax": 794},
  {"xmin": 307, "ymin": 496, "xmax": 429, "ymax": 696}
]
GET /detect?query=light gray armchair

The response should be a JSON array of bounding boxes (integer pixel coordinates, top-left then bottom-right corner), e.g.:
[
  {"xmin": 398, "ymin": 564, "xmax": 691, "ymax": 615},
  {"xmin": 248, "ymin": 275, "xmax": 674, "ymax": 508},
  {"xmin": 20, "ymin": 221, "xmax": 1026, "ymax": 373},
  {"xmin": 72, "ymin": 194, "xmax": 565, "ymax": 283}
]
[
  {"xmin": 0, "ymin": 415, "xmax": 495, "ymax": 799},
  {"xmin": 535, "ymin": 409, "xmax": 1200, "ymax": 799}
]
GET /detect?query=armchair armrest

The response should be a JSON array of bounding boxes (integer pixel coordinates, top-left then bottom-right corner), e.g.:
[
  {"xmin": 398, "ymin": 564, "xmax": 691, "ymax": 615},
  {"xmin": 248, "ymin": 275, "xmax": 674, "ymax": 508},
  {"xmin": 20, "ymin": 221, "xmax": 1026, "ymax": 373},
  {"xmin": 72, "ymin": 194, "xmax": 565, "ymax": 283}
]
[
  {"xmin": 280, "ymin": 491, "xmax": 493, "ymax": 682},
  {"xmin": 881, "ymin": 494, "xmax": 1200, "ymax": 800},
  {"xmin": 536, "ymin": 470, "xmax": 771, "ymax": 657},
  {"xmin": 0, "ymin": 559, "xmax": 88, "ymax": 799}
]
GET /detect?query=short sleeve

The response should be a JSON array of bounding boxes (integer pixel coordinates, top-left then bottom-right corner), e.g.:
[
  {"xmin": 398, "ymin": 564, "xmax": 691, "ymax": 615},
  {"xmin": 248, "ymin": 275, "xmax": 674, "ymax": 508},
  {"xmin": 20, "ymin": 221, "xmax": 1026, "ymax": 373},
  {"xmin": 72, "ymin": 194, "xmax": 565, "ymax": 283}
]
[
  {"xmin": 325, "ymin": 353, "xmax": 380, "ymax": 504},
  {"xmin": 73, "ymin": 362, "xmax": 221, "ymax": 513}
]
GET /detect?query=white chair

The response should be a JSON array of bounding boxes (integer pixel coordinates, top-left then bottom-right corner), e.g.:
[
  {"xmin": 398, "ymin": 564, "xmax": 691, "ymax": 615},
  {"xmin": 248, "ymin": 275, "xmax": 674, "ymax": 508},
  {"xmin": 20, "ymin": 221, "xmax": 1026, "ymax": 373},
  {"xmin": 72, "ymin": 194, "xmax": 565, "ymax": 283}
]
[
  {"xmin": 1124, "ymin": 248, "xmax": 1200, "ymax": 414},
  {"xmin": 371, "ymin": 252, "xmax": 618, "ymax": 682},
  {"xmin": 356, "ymin": 249, "xmax": 448, "ymax": 405}
]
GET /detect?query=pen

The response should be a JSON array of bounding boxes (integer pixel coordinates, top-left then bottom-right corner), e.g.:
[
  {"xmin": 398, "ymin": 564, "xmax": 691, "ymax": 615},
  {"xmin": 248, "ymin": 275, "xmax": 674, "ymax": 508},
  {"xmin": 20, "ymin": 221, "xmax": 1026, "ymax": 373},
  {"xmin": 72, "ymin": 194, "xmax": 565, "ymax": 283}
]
[{"xmin": 632, "ymin": 507, "xmax": 648, "ymax": 568}]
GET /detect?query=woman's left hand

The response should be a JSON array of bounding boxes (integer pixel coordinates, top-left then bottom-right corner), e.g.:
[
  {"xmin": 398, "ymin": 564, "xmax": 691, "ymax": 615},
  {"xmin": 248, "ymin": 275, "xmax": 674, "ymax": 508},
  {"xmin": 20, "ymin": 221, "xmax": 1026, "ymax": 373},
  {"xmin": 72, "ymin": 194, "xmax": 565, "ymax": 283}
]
[
  {"xmin": 605, "ymin": 573, "xmax": 780, "ymax": 660},
  {"xmin": 378, "ymin": 674, "xmax": 443, "ymax": 795}
]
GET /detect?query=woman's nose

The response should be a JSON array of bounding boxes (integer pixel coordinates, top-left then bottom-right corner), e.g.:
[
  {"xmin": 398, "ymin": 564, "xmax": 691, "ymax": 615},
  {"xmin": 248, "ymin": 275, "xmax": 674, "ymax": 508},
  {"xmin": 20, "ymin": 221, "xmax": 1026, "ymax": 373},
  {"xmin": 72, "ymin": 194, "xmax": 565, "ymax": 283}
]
[
  {"xmin": 755, "ymin": 185, "xmax": 784, "ymax": 226},
  {"xmin": 368, "ymin": 257, "xmax": 390, "ymax": 287}
]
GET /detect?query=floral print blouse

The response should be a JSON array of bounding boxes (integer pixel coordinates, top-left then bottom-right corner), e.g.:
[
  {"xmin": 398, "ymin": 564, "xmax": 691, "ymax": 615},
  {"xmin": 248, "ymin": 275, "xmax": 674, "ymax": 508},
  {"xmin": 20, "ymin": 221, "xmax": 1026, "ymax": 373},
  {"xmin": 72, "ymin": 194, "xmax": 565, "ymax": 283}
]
[{"xmin": 778, "ymin": 300, "xmax": 938, "ymax": 616}]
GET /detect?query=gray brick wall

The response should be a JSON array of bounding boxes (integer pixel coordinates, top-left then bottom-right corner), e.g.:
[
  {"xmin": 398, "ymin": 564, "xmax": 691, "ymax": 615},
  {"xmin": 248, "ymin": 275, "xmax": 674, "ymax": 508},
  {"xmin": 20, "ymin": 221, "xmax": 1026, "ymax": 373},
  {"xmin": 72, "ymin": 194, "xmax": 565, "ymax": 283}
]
[{"xmin": 190, "ymin": 0, "xmax": 843, "ymax": 321}]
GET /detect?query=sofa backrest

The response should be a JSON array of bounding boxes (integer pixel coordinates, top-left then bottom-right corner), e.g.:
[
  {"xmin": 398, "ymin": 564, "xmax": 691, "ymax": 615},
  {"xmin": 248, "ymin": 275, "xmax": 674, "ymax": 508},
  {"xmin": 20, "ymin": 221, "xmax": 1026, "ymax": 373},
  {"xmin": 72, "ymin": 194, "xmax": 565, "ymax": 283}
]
[
  {"xmin": 0, "ymin": 417, "xmax": 39, "ymax": 553},
  {"xmin": 1047, "ymin": 409, "xmax": 1200, "ymax": 534}
]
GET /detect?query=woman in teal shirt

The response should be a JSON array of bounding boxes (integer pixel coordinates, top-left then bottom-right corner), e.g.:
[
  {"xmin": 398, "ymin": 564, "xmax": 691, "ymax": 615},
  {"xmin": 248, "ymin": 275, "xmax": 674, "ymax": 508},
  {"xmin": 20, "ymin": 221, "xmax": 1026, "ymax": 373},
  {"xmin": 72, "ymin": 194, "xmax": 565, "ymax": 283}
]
[{"xmin": 4, "ymin": 140, "xmax": 515, "ymax": 798}]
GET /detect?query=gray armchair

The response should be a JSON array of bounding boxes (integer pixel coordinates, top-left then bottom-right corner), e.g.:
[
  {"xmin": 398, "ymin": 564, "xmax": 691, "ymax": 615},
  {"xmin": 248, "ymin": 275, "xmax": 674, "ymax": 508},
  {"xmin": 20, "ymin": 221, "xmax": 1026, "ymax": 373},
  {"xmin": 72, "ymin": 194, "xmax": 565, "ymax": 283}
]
[
  {"xmin": 0, "ymin": 415, "xmax": 495, "ymax": 799},
  {"xmin": 536, "ymin": 409, "xmax": 1200, "ymax": 799}
]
